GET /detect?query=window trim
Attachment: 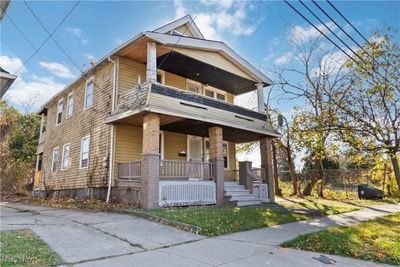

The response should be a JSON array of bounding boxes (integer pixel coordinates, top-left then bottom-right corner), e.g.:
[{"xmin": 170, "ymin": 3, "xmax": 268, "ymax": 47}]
[
  {"xmin": 84, "ymin": 77, "xmax": 94, "ymax": 110},
  {"xmin": 79, "ymin": 135, "xmax": 90, "ymax": 169},
  {"xmin": 61, "ymin": 143, "xmax": 70, "ymax": 170},
  {"xmin": 203, "ymin": 138, "xmax": 230, "ymax": 170},
  {"xmin": 66, "ymin": 91, "xmax": 74, "ymax": 119},
  {"xmin": 186, "ymin": 79, "xmax": 202, "ymax": 94},
  {"xmin": 51, "ymin": 147, "xmax": 59, "ymax": 174},
  {"xmin": 56, "ymin": 98, "xmax": 63, "ymax": 126}
]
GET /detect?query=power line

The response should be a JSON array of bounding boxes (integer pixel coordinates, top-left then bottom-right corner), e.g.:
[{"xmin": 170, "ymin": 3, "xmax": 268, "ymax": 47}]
[
  {"xmin": 298, "ymin": 0, "xmax": 366, "ymax": 64},
  {"xmin": 327, "ymin": 0, "xmax": 371, "ymax": 45},
  {"xmin": 311, "ymin": 0, "xmax": 370, "ymax": 56},
  {"xmin": 23, "ymin": 1, "xmax": 84, "ymax": 75},
  {"xmin": 7, "ymin": 1, "xmax": 80, "ymax": 75}
]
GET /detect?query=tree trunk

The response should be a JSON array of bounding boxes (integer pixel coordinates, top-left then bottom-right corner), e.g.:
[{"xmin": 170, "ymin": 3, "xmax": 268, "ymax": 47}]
[
  {"xmin": 272, "ymin": 141, "xmax": 282, "ymax": 196},
  {"xmin": 389, "ymin": 153, "xmax": 400, "ymax": 191},
  {"xmin": 302, "ymin": 159, "xmax": 322, "ymax": 196},
  {"xmin": 286, "ymin": 146, "xmax": 298, "ymax": 196},
  {"xmin": 317, "ymin": 158, "xmax": 326, "ymax": 198}
]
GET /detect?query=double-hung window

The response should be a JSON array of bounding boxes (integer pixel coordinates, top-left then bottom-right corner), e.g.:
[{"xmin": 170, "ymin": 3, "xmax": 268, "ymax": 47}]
[
  {"xmin": 56, "ymin": 99, "xmax": 63, "ymax": 125},
  {"xmin": 51, "ymin": 147, "xmax": 59, "ymax": 174},
  {"xmin": 66, "ymin": 92, "xmax": 74, "ymax": 118},
  {"xmin": 84, "ymin": 79, "xmax": 94, "ymax": 109},
  {"xmin": 80, "ymin": 135, "xmax": 90, "ymax": 168},
  {"xmin": 61, "ymin": 144, "xmax": 70, "ymax": 170}
]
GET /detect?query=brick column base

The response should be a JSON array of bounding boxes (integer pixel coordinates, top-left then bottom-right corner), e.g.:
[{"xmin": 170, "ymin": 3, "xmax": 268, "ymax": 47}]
[
  {"xmin": 140, "ymin": 154, "xmax": 159, "ymax": 209},
  {"xmin": 213, "ymin": 158, "xmax": 224, "ymax": 207},
  {"xmin": 239, "ymin": 161, "xmax": 253, "ymax": 192}
]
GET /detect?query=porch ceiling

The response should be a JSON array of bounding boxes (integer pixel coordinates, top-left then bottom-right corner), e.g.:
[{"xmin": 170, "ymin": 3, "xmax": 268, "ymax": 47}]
[
  {"xmin": 115, "ymin": 112, "xmax": 272, "ymax": 143},
  {"xmin": 157, "ymin": 51, "xmax": 257, "ymax": 95}
]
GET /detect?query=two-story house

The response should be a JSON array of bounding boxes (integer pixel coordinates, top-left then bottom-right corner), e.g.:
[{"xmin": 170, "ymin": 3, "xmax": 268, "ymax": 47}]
[{"xmin": 33, "ymin": 16, "xmax": 279, "ymax": 209}]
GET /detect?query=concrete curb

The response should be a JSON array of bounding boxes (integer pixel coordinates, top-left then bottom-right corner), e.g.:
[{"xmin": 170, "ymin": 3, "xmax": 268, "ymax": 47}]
[{"xmin": 117, "ymin": 209, "xmax": 202, "ymax": 235}]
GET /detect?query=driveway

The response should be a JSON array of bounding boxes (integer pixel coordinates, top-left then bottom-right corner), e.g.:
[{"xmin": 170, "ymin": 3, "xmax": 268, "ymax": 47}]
[{"xmin": 1, "ymin": 202, "xmax": 399, "ymax": 266}]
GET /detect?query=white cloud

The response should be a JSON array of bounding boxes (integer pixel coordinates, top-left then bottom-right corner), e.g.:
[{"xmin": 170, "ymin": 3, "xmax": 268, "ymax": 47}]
[
  {"xmin": 66, "ymin": 27, "xmax": 88, "ymax": 45},
  {"xmin": 0, "ymin": 55, "xmax": 25, "ymax": 74},
  {"xmin": 274, "ymin": 52, "xmax": 293, "ymax": 66},
  {"xmin": 2, "ymin": 56, "xmax": 65, "ymax": 112},
  {"xmin": 290, "ymin": 21, "xmax": 336, "ymax": 42},
  {"xmin": 173, "ymin": 0, "xmax": 257, "ymax": 40},
  {"xmin": 39, "ymin": 62, "xmax": 74, "ymax": 79},
  {"xmin": 174, "ymin": 0, "xmax": 187, "ymax": 19}
]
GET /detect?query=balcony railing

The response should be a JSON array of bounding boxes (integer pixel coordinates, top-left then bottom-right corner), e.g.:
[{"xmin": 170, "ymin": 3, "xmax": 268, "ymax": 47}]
[{"xmin": 117, "ymin": 160, "xmax": 215, "ymax": 181}]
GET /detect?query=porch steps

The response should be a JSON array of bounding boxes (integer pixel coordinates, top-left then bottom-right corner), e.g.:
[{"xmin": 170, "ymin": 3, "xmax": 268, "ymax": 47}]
[{"xmin": 224, "ymin": 181, "xmax": 261, "ymax": 207}]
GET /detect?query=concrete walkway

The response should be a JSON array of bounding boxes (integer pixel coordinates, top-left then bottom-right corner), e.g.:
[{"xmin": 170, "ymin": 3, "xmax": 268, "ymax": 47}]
[{"xmin": 1, "ymin": 202, "xmax": 399, "ymax": 266}]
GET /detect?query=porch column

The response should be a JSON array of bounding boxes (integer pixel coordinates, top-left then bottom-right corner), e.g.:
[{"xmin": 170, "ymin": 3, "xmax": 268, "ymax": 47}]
[
  {"xmin": 260, "ymin": 137, "xmax": 275, "ymax": 203},
  {"xmin": 140, "ymin": 113, "xmax": 160, "ymax": 209},
  {"xmin": 256, "ymin": 82, "xmax": 264, "ymax": 113},
  {"xmin": 209, "ymin": 126, "xmax": 224, "ymax": 206},
  {"xmin": 146, "ymin": 42, "xmax": 157, "ymax": 83}
]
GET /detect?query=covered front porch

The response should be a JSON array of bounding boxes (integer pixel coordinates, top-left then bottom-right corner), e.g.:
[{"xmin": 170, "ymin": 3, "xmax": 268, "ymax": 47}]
[{"xmin": 108, "ymin": 105, "xmax": 277, "ymax": 209}]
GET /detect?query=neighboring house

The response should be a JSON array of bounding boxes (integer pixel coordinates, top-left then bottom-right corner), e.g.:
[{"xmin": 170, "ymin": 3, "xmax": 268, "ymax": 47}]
[
  {"xmin": 33, "ymin": 16, "xmax": 279, "ymax": 209},
  {"xmin": 0, "ymin": 67, "xmax": 17, "ymax": 98}
]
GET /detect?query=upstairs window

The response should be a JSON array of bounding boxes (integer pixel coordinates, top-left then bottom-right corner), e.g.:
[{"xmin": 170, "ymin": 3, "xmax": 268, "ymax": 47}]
[
  {"xmin": 203, "ymin": 86, "xmax": 227, "ymax": 102},
  {"xmin": 66, "ymin": 92, "xmax": 74, "ymax": 118},
  {"xmin": 156, "ymin": 70, "xmax": 165, "ymax": 84},
  {"xmin": 80, "ymin": 135, "xmax": 90, "ymax": 169},
  {"xmin": 56, "ymin": 99, "xmax": 63, "ymax": 125},
  {"xmin": 85, "ymin": 79, "xmax": 93, "ymax": 109},
  {"xmin": 204, "ymin": 89, "xmax": 214, "ymax": 98},
  {"xmin": 61, "ymin": 144, "xmax": 70, "ymax": 170},
  {"xmin": 51, "ymin": 147, "xmax": 59, "ymax": 174},
  {"xmin": 217, "ymin": 93, "xmax": 226, "ymax": 101},
  {"xmin": 187, "ymin": 81, "xmax": 201, "ymax": 94}
]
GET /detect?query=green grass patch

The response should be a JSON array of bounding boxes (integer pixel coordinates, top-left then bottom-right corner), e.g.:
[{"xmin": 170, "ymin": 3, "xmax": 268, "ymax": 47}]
[
  {"xmin": 148, "ymin": 207, "xmax": 309, "ymax": 236},
  {"xmin": 281, "ymin": 200, "xmax": 360, "ymax": 215},
  {"xmin": 282, "ymin": 213, "xmax": 400, "ymax": 265},
  {"xmin": 0, "ymin": 229, "xmax": 62, "ymax": 267}
]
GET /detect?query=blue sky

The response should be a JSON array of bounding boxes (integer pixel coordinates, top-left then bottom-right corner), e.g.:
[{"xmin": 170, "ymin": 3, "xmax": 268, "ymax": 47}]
[{"xmin": 1, "ymin": 0, "xmax": 399, "ymax": 112}]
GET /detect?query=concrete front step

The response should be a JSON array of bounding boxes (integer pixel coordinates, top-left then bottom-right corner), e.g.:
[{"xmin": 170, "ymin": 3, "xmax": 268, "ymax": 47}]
[
  {"xmin": 230, "ymin": 195, "xmax": 259, "ymax": 201},
  {"xmin": 224, "ymin": 191, "xmax": 252, "ymax": 196},
  {"xmin": 236, "ymin": 200, "xmax": 261, "ymax": 206}
]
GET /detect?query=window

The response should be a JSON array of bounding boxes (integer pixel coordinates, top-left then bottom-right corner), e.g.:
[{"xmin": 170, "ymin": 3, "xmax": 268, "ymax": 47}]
[
  {"xmin": 156, "ymin": 70, "xmax": 165, "ymax": 84},
  {"xmin": 66, "ymin": 92, "xmax": 74, "ymax": 118},
  {"xmin": 204, "ymin": 89, "xmax": 214, "ymax": 98},
  {"xmin": 84, "ymin": 79, "xmax": 94, "ymax": 109},
  {"xmin": 51, "ymin": 147, "xmax": 59, "ymax": 174},
  {"xmin": 204, "ymin": 139, "xmax": 229, "ymax": 170},
  {"xmin": 56, "ymin": 99, "xmax": 63, "ymax": 125},
  {"xmin": 159, "ymin": 131, "xmax": 164, "ymax": 159},
  {"xmin": 217, "ymin": 93, "xmax": 226, "ymax": 101},
  {"xmin": 61, "ymin": 144, "xmax": 70, "ymax": 170},
  {"xmin": 203, "ymin": 86, "xmax": 227, "ymax": 102},
  {"xmin": 187, "ymin": 81, "xmax": 201, "ymax": 94},
  {"xmin": 80, "ymin": 136, "xmax": 90, "ymax": 168}
]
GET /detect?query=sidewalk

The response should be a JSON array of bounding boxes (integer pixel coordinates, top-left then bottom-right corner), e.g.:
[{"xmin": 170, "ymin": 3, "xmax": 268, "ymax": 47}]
[{"xmin": 2, "ymin": 202, "xmax": 399, "ymax": 266}]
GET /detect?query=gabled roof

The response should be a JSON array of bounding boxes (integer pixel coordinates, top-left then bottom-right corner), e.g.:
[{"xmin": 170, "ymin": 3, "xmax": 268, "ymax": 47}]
[{"xmin": 153, "ymin": 15, "xmax": 205, "ymax": 39}]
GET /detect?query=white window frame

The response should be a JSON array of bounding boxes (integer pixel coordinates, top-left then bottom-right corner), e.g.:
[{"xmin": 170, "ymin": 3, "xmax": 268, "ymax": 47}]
[
  {"xmin": 66, "ymin": 92, "xmax": 74, "ymax": 119},
  {"xmin": 84, "ymin": 78, "xmax": 94, "ymax": 110},
  {"xmin": 203, "ymin": 138, "xmax": 230, "ymax": 170},
  {"xmin": 79, "ymin": 135, "xmax": 90, "ymax": 169},
  {"xmin": 186, "ymin": 79, "xmax": 202, "ymax": 94},
  {"xmin": 159, "ymin": 131, "xmax": 164, "ymax": 159},
  {"xmin": 156, "ymin": 69, "xmax": 165, "ymax": 84},
  {"xmin": 203, "ymin": 85, "xmax": 227, "ymax": 102},
  {"xmin": 51, "ymin": 147, "xmax": 59, "ymax": 174},
  {"xmin": 61, "ymin": 143, "xmax": 70, "ymax": 170},
  {"xmin": 56, "ymin": 99, "xmax": 63, "ymax": 125}
]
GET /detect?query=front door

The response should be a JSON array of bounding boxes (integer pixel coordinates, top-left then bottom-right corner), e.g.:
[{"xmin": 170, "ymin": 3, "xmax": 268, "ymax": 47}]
[{"xmin": 188, "ymin": 136, "xmax": 203, "ymax": 179}]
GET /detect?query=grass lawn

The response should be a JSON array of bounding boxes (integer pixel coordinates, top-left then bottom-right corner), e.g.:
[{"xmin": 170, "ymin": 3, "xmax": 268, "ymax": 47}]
[
  {"xmin": 149, "ymin": 206, "xmax": 309, "ymax": 236},
  {"xmin": 0, "ymin": 229, "xmax": 62, "ymax": 267},
  {"xmin": 281, "ymin": 201, "xmax": 359, "ymax": 215},
  {"xmin": 282, "ymin": 213, "xmax": 400, "ymax": 265}
]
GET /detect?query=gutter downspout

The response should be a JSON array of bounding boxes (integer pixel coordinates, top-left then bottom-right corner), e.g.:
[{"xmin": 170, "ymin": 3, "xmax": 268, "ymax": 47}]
[{"xmin": 106, "ymin": 56, "xmax": 117, "ymax": 203}]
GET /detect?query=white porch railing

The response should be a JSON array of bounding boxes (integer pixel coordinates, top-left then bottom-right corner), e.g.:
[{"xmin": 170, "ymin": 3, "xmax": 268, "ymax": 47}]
[
  {"xmin": 159, "ymin": 160, "xmax": 214, "ymax": 180},
  {"xmin": 159, "ymin": 180, "xmax": 216, "ymax": 207}
]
